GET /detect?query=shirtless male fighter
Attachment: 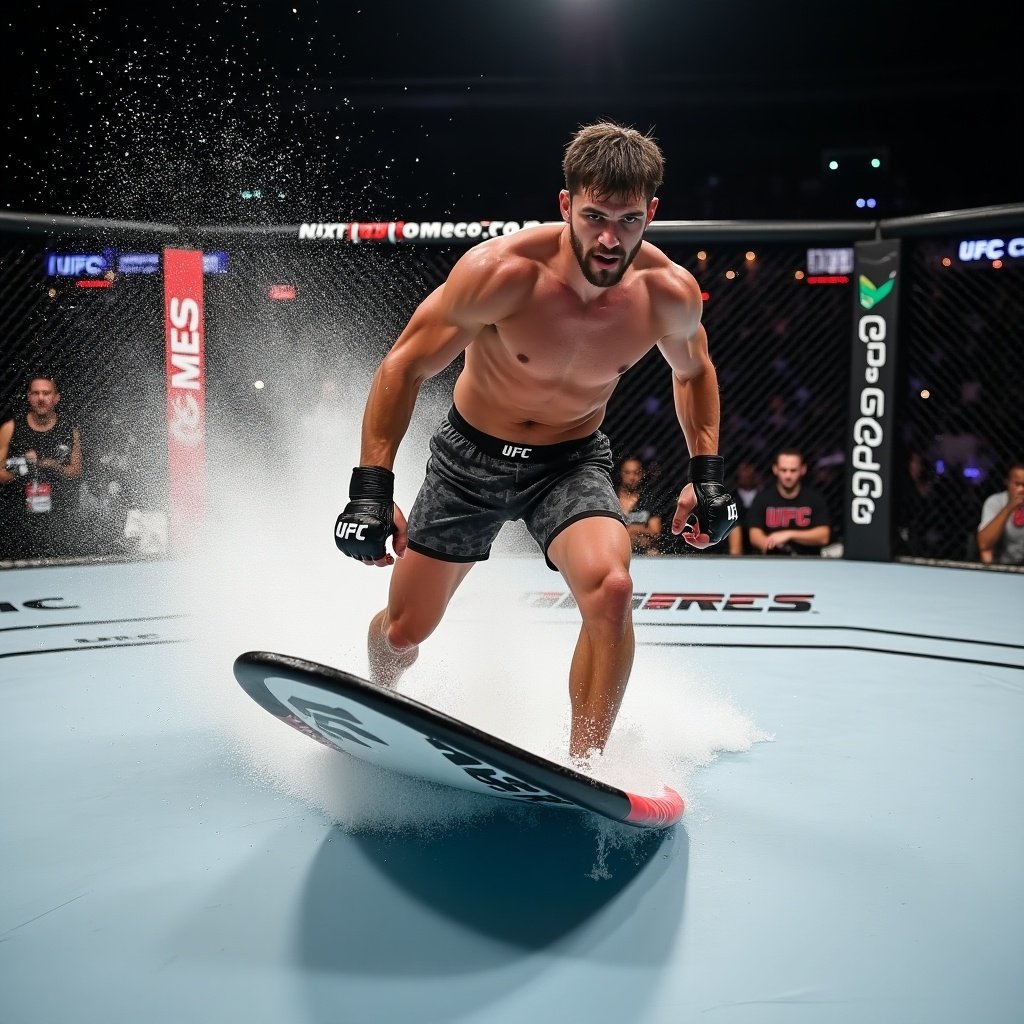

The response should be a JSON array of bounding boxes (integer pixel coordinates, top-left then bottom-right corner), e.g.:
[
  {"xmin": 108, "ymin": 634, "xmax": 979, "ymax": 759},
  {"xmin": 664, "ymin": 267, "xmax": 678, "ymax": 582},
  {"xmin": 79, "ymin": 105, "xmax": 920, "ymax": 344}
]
[{"xmin": 334, "ymin": 122, "xmax": 738, "ymax": 760}]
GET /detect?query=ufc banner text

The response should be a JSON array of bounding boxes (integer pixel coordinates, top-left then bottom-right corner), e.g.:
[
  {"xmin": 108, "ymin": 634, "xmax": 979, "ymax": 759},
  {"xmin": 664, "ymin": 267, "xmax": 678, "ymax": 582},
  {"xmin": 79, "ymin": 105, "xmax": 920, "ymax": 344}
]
[
  {"xmin": 844, "ymin": 239, "xmax": 901, "ymax": 561},
  {"xmin": 163, "ymin": 248, "xmax": 207, "ymax": 549}
]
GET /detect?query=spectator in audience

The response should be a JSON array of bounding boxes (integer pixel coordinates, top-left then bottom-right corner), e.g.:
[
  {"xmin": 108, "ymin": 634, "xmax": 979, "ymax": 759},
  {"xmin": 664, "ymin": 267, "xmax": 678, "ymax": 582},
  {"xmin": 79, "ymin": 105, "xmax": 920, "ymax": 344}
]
[
  {"xmin": 898, "ymin": 449, "xmax": 941, "ymax": 557},
  {"xmin": 615, "ymin": 455, "xmax": 663, "ymax": 555},
  {"xmin": 976, "ymin": 460, "xmax": 1024, "ymax": 565},
  {"xmin": 727, "ymin": 459, "xmax": 762, "ymax": 555},
  {"xmin": 0, "ymin": 374, "xmax": 83, "ymax": 558},
  {"xmin": 747, "ymin": 447, "xmax": 831, "ymax": 556}
]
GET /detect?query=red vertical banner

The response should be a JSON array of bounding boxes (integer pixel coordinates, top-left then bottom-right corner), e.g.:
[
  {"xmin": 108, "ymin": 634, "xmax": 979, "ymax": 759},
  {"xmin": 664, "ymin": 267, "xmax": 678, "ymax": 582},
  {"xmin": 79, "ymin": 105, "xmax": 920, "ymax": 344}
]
[{"xmin": 163, "ymin": 249, "xmax": 206, "ymax": 551}]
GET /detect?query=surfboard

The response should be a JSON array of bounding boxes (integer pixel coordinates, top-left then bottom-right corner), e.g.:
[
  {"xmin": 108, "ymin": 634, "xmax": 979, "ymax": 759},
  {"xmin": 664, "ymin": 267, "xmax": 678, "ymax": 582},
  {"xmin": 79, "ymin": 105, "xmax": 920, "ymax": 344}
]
[{"xmin": 234, "ymin": 650, "xmax": 684, "ymax": 829}]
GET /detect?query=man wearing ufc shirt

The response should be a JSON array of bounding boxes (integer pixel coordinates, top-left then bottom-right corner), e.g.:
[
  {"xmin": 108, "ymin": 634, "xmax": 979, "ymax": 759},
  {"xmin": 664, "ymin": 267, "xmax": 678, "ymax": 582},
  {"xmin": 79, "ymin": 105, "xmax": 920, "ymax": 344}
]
[{"xmin": 748, "ymin": 448, "xmax": 831, "ymax": 556}]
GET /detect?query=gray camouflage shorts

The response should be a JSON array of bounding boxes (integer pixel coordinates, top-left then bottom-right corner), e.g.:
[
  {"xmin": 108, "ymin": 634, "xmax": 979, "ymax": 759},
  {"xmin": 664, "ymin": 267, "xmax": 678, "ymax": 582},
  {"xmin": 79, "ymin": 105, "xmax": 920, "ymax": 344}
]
[{"xmin": 406, "ymin": 406, "xmax": 625, "ymax": 571}]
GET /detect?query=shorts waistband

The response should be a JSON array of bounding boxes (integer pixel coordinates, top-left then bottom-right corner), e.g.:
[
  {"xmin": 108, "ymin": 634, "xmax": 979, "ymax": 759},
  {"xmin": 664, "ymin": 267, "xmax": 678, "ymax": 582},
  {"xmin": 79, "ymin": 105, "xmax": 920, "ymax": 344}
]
[{"xmin": 446, "ymin": 405, "xmax": 598, "ymax": 463}]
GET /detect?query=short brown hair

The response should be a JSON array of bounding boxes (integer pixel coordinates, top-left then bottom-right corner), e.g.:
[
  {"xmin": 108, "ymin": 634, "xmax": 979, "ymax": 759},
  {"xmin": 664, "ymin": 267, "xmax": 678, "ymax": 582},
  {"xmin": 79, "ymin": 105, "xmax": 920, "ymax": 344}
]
[
  {"xmin": 26, "ymin": 373, "xmax": 59, "ymax": 392},
  {"xmin": 562, "ymin": 121, "xmax": 664, "ymax": 202},
  {"xmin": 774, "ymin": 448, "xmax": 805, "ymax": 465}
]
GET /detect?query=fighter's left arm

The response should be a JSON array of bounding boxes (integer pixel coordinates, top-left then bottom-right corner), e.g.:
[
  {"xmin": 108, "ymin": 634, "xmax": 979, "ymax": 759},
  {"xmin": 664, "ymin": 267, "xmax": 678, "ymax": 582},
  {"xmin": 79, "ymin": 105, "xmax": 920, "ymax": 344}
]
[
  {"xmin": 655, "ymin": 271, "xmax": 735, "ymax": 547},
  {"xmin": 659, "ymin": 320, "xmax": 720, "ymax": 458},
  {"xmin": 655, "ymin": 272, "xmax": 719, "ymax": 457}
]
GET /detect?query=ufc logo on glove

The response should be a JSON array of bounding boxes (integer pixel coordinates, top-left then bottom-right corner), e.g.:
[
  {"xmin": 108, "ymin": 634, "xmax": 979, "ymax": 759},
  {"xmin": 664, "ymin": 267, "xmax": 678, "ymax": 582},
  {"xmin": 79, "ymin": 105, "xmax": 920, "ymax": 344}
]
[{"xmin": 336, "ymin": 522, "xmax": 369, "ymax": 541}]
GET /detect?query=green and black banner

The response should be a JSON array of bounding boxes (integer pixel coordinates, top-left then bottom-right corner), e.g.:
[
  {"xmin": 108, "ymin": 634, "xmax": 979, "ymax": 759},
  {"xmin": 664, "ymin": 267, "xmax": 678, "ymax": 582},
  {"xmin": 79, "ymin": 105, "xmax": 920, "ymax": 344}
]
[{"xmin": 844, "ymin": 239, "xmax": 901, "ymax": 561}]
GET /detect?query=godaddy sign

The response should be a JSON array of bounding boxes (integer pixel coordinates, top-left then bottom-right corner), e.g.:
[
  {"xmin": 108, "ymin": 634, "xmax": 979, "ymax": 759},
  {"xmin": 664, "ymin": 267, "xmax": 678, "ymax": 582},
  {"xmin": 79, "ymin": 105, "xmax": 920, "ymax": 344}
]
[{"xmin": 845, "ymin": 241, "xmax": 901, "ymax": 560}]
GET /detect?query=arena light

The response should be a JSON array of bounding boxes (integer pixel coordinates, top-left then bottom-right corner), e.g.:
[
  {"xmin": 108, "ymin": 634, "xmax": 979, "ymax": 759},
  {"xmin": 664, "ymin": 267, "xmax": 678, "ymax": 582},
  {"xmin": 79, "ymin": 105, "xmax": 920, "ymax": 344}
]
[
  {"xmin": 725, "ymin": 270, "xmax": 737, "ymax": 280},
  {"xmin": 957, "ymin": 237, "xmax": 1024, "ymax": 262},
  {"xmin": 298, "ymin": 219, "xmax": 541, "ymax": 244},
  {"xmin": 268, "ymin": 284, "xmax": 297, "ymax": 300},
  {"xmin": 822, "ymin": 146, "xmax": 890, "ymax": 174},
  {"xmin": 119, "ymin": 253, "xmax": 161, "ymax": 274},
  {"xmin": 744, "ymin": 251, "xmax": 756, "ymax": 262},
  {"xmin": 46, "ymin": 252, "xmax": 109, "ymax": 277},
  {"xmin": 920, "ymin": 389, "xmax": 930, "ymax": 399},
  {"xmin": 807, "ymin": 247, "xmax": 854, "ymax": 274}
]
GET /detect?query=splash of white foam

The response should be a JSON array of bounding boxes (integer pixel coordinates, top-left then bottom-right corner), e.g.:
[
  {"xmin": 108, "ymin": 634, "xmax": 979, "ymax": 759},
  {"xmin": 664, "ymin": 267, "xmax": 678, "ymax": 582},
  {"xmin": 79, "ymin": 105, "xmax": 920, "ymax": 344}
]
[{"xmin": 169, "ymin": 371, "xmax": 770, "ymax": 836}]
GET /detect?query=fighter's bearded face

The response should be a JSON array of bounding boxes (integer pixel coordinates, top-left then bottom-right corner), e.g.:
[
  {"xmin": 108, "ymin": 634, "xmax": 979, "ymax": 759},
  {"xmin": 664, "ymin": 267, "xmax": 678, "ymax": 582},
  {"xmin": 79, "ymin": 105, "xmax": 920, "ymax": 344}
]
[{"xmin": 561, "ymin": 188, "xmax": 657, "ymax": 288}]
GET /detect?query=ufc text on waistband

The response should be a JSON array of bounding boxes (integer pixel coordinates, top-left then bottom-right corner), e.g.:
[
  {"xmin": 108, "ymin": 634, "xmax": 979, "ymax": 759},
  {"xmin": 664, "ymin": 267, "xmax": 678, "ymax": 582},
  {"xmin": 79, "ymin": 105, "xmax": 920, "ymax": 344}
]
[{"xmin": 446, "ymin": 406, "xmax": 598, "ymax": 463}]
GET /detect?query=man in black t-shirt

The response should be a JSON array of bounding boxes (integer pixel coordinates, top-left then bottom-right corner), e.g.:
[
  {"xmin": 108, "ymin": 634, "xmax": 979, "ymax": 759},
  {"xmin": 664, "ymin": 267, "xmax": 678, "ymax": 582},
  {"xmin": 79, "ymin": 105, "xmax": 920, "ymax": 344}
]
[
  {"xmin": 0, "ymin": 374, "xmax": 83, "ymax": 558},
  {"xmin": 747, "ymin": 448, "xmax": 831, "ymax": 556}
]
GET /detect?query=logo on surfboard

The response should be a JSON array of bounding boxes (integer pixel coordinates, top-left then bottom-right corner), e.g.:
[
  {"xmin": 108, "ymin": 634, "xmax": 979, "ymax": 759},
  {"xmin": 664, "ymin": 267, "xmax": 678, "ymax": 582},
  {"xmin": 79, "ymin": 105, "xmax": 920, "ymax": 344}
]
[
  {"xmin": 424, "ymin": 737, "xmax": 572, "ymax": 805},
  {"xmin": 285, "ymin": 695, "xmax": 389, "ymax": 750}
]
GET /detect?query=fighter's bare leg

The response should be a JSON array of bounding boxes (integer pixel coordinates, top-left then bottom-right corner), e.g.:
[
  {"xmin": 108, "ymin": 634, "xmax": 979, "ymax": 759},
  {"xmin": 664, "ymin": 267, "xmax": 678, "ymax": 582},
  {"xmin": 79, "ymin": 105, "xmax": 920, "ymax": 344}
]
[
  {"xmin": 546, "ymin": 517, "xmax": 634, "ymax": 759},
  {"xmin": 368, "ymin": 549, "xmax": 475, "ymax": 689}
]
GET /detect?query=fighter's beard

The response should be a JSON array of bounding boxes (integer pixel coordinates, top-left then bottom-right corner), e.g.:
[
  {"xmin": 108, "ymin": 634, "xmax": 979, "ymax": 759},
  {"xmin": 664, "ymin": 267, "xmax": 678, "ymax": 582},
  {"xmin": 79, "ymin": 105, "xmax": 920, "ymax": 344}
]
[{"xmin": 569, "ymin": 225, "xmax": 641, "ymax": 288}]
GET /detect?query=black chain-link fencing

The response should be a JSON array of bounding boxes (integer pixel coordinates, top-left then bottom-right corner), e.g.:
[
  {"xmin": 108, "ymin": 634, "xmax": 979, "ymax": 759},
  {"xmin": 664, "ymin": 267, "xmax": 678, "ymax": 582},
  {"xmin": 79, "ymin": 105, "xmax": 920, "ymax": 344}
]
[
  {"xmin": 0, "ymin": 232, "xmax": 168, "ymax": 558},
  {"xmin": 1, "ymin": 213, "xmax": 1021, "ymax": 565},
  {"xmin": 895, "ymin": 230, "xmax": 1024, "ymax": 561}
]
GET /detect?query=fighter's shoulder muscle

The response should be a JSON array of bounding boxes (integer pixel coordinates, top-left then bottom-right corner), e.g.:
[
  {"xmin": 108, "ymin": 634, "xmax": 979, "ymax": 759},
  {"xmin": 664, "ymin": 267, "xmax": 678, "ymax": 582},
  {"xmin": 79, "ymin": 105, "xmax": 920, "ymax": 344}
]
[
  {"xmin": 438, "ymin": 226, "xmax": 553, "ymax": 328},
  {"xmin": 637, "ymin": 243, "xmax": 704, "ymax": 337}
]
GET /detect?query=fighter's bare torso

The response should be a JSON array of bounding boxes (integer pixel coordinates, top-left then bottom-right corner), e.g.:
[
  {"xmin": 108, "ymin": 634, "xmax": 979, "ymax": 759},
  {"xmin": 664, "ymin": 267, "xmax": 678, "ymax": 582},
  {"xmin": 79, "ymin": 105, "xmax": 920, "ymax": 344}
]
[
  {"xmin": 443, "ymin": 224, "xmax": 703, "ymax": 444},
  {"xmin": 362, "ymin": 213, "xmax": 710, "ymax": 469}
]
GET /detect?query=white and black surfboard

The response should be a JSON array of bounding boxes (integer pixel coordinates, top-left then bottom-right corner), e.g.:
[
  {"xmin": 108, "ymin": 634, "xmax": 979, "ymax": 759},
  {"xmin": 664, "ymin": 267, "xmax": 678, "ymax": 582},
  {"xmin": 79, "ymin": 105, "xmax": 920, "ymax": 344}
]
[{"xmin": 234, "ymin": 651, "xmax": 683, "ymax": 830}]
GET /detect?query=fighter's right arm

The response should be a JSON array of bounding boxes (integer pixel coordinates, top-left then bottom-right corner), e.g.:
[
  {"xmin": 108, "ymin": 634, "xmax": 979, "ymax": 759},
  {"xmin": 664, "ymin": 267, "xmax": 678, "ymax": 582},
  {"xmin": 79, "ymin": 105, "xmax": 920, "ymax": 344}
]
[
  {"xmin": 0, "ymin": 420, "xmax": 14, "ymax": 485},
  {"xmin": 360, "ymin": 246, "xmax": 533, "ymax": 469},
  {"xmin": 336, "ymin": 247, "xmax": 533, "ymax": 565}
]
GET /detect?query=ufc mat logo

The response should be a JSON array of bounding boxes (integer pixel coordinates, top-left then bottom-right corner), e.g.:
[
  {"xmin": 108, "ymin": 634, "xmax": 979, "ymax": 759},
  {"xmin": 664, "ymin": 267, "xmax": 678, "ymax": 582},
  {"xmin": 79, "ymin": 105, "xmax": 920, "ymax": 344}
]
[{"xmin": 336, "ymin": 522, "xmax": 368, "ymax": 540}]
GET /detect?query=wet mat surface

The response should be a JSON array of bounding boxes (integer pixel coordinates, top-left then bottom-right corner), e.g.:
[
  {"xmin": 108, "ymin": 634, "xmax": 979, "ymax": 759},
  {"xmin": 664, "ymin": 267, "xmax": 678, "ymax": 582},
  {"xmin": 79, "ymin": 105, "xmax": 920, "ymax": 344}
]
[{"xmin": 2, "ymin": 558, "xmax": 1022, "ymax": 1024}]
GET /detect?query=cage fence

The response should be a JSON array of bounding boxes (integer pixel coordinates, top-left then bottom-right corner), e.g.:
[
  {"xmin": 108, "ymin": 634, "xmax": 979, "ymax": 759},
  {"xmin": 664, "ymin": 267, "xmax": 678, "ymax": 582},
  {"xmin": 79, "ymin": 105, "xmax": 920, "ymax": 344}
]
[{"xmin": 0, "ymin": 211, "xmax": 1021, "ymax": 564}]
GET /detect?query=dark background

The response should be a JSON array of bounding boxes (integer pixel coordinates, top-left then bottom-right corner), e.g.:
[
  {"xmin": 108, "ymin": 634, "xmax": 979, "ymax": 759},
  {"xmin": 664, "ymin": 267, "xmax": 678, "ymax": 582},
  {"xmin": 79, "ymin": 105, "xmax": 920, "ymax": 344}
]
[
  {"xmin": 2, "ymin": 0, "xmax": 1021, "ymax": 226},
  {"xmin": 0, "ymin": 1, "xmax": 1021, "ymax": 563}
]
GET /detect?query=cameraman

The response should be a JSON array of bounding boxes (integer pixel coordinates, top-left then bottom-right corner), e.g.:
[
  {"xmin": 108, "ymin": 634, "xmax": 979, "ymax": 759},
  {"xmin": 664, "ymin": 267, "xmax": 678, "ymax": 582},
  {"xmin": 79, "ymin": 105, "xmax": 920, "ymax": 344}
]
[{"xmin": 0, "ymin": 374, "xmax": 83, "ymax": 558}]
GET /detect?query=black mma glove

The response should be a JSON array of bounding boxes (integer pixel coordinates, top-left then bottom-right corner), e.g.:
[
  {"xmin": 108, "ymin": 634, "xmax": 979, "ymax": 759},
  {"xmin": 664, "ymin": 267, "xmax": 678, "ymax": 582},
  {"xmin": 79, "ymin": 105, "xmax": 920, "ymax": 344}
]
[
  {"xmin": 686, "ymin": 455, "xmax": 739, "ymax": 546},
  {"xmin": 334, "ymin": 466, "xmax": 396, "ymax": 560}
]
